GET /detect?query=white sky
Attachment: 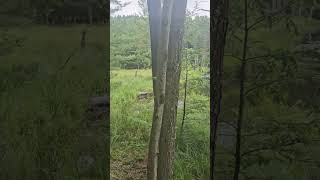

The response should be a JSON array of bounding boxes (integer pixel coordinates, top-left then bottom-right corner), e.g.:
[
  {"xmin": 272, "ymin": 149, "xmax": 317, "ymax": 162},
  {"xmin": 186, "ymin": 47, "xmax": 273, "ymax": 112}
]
[{"xmin": 112, "ymin": 0, "xmax": 210, "ymax": 17}]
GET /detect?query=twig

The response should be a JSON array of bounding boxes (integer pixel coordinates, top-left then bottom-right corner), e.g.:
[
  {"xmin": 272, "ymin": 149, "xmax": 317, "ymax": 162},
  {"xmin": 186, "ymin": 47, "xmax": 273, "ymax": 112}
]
[
  {"xmin": 244, "ymin": 78, "xmax": 287, "ymax": 96},
  {"xmin": 241, "ymin": 139, "xmax": 301, "ymax": 157},
  {"xmin": 56, "ymin": 48, "xmax": 79, "ymax": 72},
  {"xmin": 224, "ymin": 54, "xmax": 242, "ymax": 61}
]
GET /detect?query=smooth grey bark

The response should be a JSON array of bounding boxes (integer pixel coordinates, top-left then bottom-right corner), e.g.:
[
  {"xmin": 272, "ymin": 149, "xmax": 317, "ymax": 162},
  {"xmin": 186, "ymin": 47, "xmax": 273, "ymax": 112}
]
[
  {"xmin": 146, "ymin": 0, "xmax": 162, "ymax": 179},
  {"xmin": 147, "ymin": 0, "xmax": 174, "ymax": 179},
  {"xmin": 157, "ymin": 0, "xmax": 188, "ymax": 179}
]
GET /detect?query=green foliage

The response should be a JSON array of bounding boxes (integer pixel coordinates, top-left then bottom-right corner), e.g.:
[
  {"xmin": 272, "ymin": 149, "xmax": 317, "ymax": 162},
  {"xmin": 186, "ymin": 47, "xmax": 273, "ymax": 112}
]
[{"xmin": 110, "ymin": 16, "xmax": 151, "ymax": 69}]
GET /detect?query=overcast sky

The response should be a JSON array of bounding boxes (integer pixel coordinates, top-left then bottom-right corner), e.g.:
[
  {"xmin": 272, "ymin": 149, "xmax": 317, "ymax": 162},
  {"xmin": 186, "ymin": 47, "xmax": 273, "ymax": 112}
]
[{"xmin": 112, "ymin": 0, "xmax": 210, "ymax": 17}]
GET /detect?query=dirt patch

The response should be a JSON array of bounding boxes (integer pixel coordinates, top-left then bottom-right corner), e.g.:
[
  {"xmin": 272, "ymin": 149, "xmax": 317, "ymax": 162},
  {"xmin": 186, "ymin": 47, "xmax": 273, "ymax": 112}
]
[{"xmin": 111, "ymin": 154, "xmax": 147, "ymax": 180}]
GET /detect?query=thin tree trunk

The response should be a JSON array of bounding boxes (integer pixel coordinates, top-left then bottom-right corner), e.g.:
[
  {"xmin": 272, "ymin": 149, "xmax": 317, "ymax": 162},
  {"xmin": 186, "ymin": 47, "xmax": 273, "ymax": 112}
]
[
  {"xmin": 135, "ymin": 65, "xmax": 139, "ymax": 77},
  {"xmin": 199, "ymin": 58, "xmax": 201, "ymax": 71},
  {"xmin": 180, "ymin": 48, "xmax": 188, "ymax": 139},
  {"xmin": 46, "ymin": 13, "xmax": 49, "ymax": 25},
  {"xmin": 233, "ymin": 0, "xmax": 249, "ymax": 179},
  {"xmin": 88, "ymin": 6, "xmax": 93, "ymax": 24},
  {"xmin": 298, "ymin": 0, "xmax": 303, "ymax": 16},
  {"xmin": 210, "ymin": 0, "xmax": 229, "ymax": 179},
  {"xmin": 81, "ymin": 30, "xmax": 86, "ymax": 49},
  {"xmin": 308, "ymin": 32, "xmax": 312, "ymax": 41},
  {"xmin": 146, "ymin": 0, "xmax": 163, "ymax": 179},
  {"xmin": 195, "ymin": 55, "xmax": 199, "ymax": 69},
  {"xmin": 273, "ymin": 0, "xmax": 277, "ymax": 11},
  {"xmin": 310, "ymin": 6, "xmax": 314, "ymax": 19},
  {"xmin": 157, "ymin": 0, "xmax": 188, "ymax": 179},
  {"xmin": 299, "ymin": 7, "xmax": 302, "ymax": 16}
]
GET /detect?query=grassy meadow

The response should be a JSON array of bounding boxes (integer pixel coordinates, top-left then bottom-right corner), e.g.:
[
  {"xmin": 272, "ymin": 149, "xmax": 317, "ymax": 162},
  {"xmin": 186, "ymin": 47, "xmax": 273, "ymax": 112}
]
[
  {"xmin": 109, "ymin": 16, "xmax": 320, "ymax": 179},
  {"xmin": 0, "ymin": 25, "xmax": 108, "ymax": 179},
  {"xmin": 110, "ymin": 69, "xmax": 210, "ymax": 179}
]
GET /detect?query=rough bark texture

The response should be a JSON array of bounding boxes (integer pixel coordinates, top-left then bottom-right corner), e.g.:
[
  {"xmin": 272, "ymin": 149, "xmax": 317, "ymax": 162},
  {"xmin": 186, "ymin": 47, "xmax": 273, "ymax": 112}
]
[
  {"xmin": 157, "ymin": 0, "xmax": 188, "ymax": 179},
  {"xmin": 233, "ymin": 0, "xmax": 249, "ymax": 179},
  {"xmin": 210, "ymin": 0, "xmax": 229, "ymax": 179}
]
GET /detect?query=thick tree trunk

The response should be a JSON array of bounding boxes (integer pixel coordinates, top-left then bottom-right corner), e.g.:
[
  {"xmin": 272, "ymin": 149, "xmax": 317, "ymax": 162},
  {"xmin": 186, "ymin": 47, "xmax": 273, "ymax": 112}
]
[
  {"xmin": 157, "ymin": 0, "xmax": 188, "ymax": 179},
  {"xmin": 233, "ymin": 0, "xmax": 249, "ymax": 179},
  {"xmin": 210, "ymin": 0, "xmax": 229, "ymax": 179}
]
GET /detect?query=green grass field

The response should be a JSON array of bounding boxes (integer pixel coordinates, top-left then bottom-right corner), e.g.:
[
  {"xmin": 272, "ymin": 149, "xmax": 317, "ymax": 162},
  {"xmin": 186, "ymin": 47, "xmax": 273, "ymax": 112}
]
[
  {"xmin": 0, "ymin": 25, "xmax": 108, "ymax": 179},
  {"xmin": 110, "ymin": 69, "xmax": 210, "ymax": 179}
]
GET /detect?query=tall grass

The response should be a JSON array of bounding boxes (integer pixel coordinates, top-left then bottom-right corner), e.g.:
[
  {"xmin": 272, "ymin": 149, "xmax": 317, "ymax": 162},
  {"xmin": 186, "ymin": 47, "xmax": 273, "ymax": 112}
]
[
  {"xmin": 0, "ymin": 25, "xmax": 108, "ymax": 179},
  {"xmin": 111, "ymin": 69, "xmax": 210, "ymax": 179}
]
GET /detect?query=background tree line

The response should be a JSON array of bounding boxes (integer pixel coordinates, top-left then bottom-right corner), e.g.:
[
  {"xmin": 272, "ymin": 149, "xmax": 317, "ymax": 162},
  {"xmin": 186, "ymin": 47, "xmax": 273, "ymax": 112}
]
[
  {"xmin": 0, "ymin": 0, "xmax": 109, "ymax": 24},
  {"xmin": 110, "ymin": 15, "xmax": 209, "ymax": 70}
]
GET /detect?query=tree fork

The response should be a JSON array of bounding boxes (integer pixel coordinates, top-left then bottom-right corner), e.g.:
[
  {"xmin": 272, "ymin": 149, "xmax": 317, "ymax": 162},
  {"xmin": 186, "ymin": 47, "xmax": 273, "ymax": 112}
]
[{"xmin": 147, "ymin": 0, "xmax": 174, "ymax": 179}]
